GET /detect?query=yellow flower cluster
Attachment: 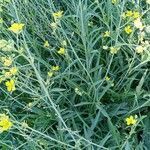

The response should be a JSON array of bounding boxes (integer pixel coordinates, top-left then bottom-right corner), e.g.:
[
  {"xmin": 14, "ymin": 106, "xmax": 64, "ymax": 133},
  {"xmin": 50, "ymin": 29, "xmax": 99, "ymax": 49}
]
[
  {"xmin": 102, "ymin": 45, "xmax": 120, "ymax": 55},
  {"xmin": 0, "ymin": 114, "xmax": 13, "ymax": 132},
  {"xmin": 103, "ymin": 31, "xmax": 110, "ymax": 37},
  {"xmin": 0, "ymin": 56, "xmax": 18, "ymax": 91},
  {"xmin": 0, "ymin": 39, "xmax": 18, "ymax": 92},
  {"xmin": 0, "ymin": 39, "xmax": 15, "ymax": 51},
  {"xmin": 50, "ymin": 22, "xmax": 58, "ymax": 30},
  {"xmin": 1, "ymin": 56, "xmax": 13, "ymax": 67},
  {"xmin": 110, "ymin": 46, "xmax": 120, "ymax": 54},
  {"xmin": 124, "ymin": 25, "xmax": 132, "ymax": 34},
  {"xmin": 0, "ymin": 18, "xmax": 3, "ymax": 23},
  {"xmin": 57, "ymin": 47, "xmax": 66, "ymax": 55},
  {"xmin": 123, "ymin": 10, "xmax": 144, "ymax": 34},
  {"xmin": 50, "ymin": 11, "xmax": 63, "ymax": 31},
  {"xmin": 134, "ymin": 18, "xmax": 144, "ymax": 31},
  {"xmin": 135, "ymin": 45, "xmax": 144, "ymax": 54},
  {"xmin": 48, "ymin": 65, "xmax": 60, "ymax": 77},
  {"xmin": 8, "ymin": 23, "xmax": 25, "ymax": 34},
  {"xmin": 44, "ymin": 40, "xmax": 50, "ymax": 48},
  {"xmin": 5, "ymin": 79, "xmax": 16, "ymax": 92},
  {"xmin": 105, "ymin": 76, "xmax": 110, "ymax": 81},
  {"xmin": 52, "ymin": 11, "xmax": 63, "ymax": 21},
  {"xmin": 123, "ymin": 10, "xmax": 140, "ymax": 19},
  {"xmin": 112, "ymin": 0, "xmax": 117, "ymax": 4},
  {"xmin": 75, "ymin": 87, "xmax": 83, "ymax": 96},
  {"xmin": 125, "ymin": 115, "xmax": 137, "ymax": 126}
]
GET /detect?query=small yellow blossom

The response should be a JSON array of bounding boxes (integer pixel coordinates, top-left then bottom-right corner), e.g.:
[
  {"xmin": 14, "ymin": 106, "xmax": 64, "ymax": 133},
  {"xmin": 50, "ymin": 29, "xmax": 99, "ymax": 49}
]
[
  {"xmin": 103, "ymin": 46, "xmax": 108, "ymax": 50},
  {"xmin": 125, "ymin": 115, "xmax": 137, "ymax": 126},
  {"xmin": 110, "ymin": 47, "xmax": 119, "ymax": 54},
  {"xmin": 134, "ymin": 18, "xmax": 144, "ymax": 30},
  {"xmin": 28, "ymin": 102, "xmax": 33, "ymax": 108},
  {"xmin": 135, "ymin": 45, "xmax": 144, "ymax": 54},
  {"xmin": 105, "ymin": 76, "xmax": 110, "ymax": 81},
  {"xmin": 44, "ymin": 41, "xmax": 50, "ymax": 48},
  {"xmin": 75, "ymin": 88, "xmax": 83, "ymax": 96},
  {"xmin": 88, "ymin": 21, "xmax": 94, "ymax": 26},
  {"xmin": 50, "ymin": 22, "xmax": 58, "ymax": 30},
  {"xmin": 48, "ymin": 71, "xmax": 53, "ymax": 77},
  {"xmin": 125, "ymin": 11, "xmax": 133, "ymax": 17},
  {"xmin": 5, "ymin": 79, "xmax": 16, "ymax": 92},
  {"xmin": 2, "ymin": 42, "xmax": 14, "ymax": 51},
  {"xmin": 103, "ymin": 31, "xmax": 110, "ymax": 37},
  {"xmin": 132, "ymin": 11, "xmax": 140, "ymax": 19},
  {"xmin": 21, "ymin": 121, "xmax": 29, "ymax": 128},
  {"xmin": 124, "ymin": 25, "xmax": 132, "ymax": 34},
  {"xmin": 0, "ymin": 114, "xmax": 13, "ymax": 132},
  {"xmin": 8, "ymin": 23, "xmax": 25, "ymax": 34},
  {"xmin": 0, "ymin": 18, "xmax": 3, "ymax": 24},
  {"xmin": 61, "ymin": 40, "xmax": 67, "ymax": 47},
  {"xmin": 4, "ymin": 71, "xmax": 12, "ymax": 78},
  {"xmin": 111, "ymin": 82, "xmax": 114, "ymax": 87},
  {"xmin": 112, "ymin": 0, "xmax": 117, "ymax": 4},
  {"xmin": 52, "ymin": 11, "xmax": 63, "ymax": 20},
  {"xmin": 52, "ymin": 66, "xmax": 60, "ymax": 71},
  {"xmin": 10, "ymin": 67, "xmax": 18, "ymax": 75},
  {"xmin": 57, "ymin": 47, "xmax": 65, "ymax": 55},
  {"xmin": 2, "ymin": 57, "xmax": 13, "ymax": 67}
]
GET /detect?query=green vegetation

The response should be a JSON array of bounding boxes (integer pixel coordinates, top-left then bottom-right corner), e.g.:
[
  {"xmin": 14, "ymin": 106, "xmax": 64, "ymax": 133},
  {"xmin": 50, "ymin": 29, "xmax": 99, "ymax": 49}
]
[{"xmin": 0, "ymin": 0, "xmax": 150, "ymax": 149}]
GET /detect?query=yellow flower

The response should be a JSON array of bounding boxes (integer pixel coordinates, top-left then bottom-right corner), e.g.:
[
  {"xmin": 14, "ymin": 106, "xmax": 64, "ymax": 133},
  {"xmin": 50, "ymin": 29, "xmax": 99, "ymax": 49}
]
[
  {"xmin": 61, "ymin": 40, "xmax": 67, "ymax": 47},
  {"xmin": 105, "ymin": 76, "xmax": 110, "ymax": 81},
  {"xmin": 48, "ymin": 71, "xmax": 53, "ymax": 77},
  {"xmin": 135, "ymin": 45, "xmax": 144, "ymax": 54},
  {"xmin": 103, "ymin": 46, "xmax": 108, "ymax": 50},
  {"xmin": 0, "ymin": 18, "xmax": 3, "ymax": 24},
  {"xmin": 0, "ymin": 114, "xmax": 13, "ymax": 132},
  {"xmin": 21, "ymin": 121, "xmax": 29, "ymax": 129},
  {"xmin": 28, "ymin": 102, "xmax": 33, "ymax": 108},
  {"xmin": 50, "ymin": 22, "xmax": 58, "ymax": 30},
  {"xmin": 132, "ymin": 11, "xmax": 140, "ymax": 19},
  {"xmin": 8, "ymin": 23, "xmax": 25, "ymax": 34},
  {"xmin": 112, "ymin": 0, "xmax": 117, "ymax": 4},
  {"xmin": 52, "ymin": 65, "xmax": 60, "ymax": 71},
  {"xmin": 125, "ymin": 115, "xmax": 137, "ymax": 126},
  {"xmin": 52, "ymin": 11, "xmax": 63, "ymax": 20},
  {"xmin": 2, "ymin": 41, "xmax": 14, "ymax": 51},
  {"xmin": 57, "ymin": 47, "xmax": 65, "ymax": 55},
  {"xmin": 110, "ymin": 47, "xmax": 119, "ymax": 54},
  {"xmin": 4, "ymin": 71, "xmax": 12, "ymax": 78},
  {"xmin": 124, "ymin": 25, "xmax": 132, "ymax": 34},
  {"xmin": 10, "ymin": 67, "xmax": 18, "ymax": 75},
  {"xmin": 44, "ymin": 40, "xmax": 50, "ymax": 48},
  {"xmin": 5, "ymin": 79, "xmax": 16, "ymax": 92},
  {"xmin": 125, "ymin": 11, "xmax": 133, "ymax": 17},
  {"xmin": 75, "ymin": 88, "xmax": 82, "ymax": 96},
  {"xmin": 103, "ymin": 31, "xmax": 110, "ymax": 37},
  {"xmin": 134, "ymin": 18, "xmax": 144, "ymax": 30},
  {"xmin": 2, "ymin": 57, "xmax": 13, "ymax": 67}
]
